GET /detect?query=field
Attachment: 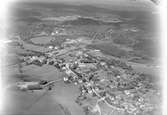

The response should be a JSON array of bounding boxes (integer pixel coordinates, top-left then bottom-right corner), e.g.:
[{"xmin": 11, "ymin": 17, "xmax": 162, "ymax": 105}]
[{"xmin": 31, "ymin": 36, "xmax": 54, "ymax": 44}]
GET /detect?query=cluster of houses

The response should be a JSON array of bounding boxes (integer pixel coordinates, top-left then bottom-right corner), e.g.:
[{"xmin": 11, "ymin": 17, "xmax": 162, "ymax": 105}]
[{"xmin": 17, "ymin": 39, "xmax": 156, "ymax": 115}]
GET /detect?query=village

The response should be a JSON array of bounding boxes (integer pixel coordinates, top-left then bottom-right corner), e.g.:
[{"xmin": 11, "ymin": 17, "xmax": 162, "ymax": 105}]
[
  {"xmin": 12, "ymin": 33, "xmax": 159, "ymax": 115},
  {"xmin": 4, "ymin": 1, "xmax": 161, "ymax": 114}
]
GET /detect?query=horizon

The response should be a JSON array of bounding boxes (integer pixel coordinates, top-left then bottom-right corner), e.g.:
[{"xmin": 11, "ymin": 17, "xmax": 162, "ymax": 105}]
[{"xmin": 11, "ymin": 0, "xmax": 157, "ymax": 12}]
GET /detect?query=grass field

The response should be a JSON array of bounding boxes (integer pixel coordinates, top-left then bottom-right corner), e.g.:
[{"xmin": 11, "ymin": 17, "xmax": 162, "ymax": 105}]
[{"xmin": 31, "ymin": 36, "xmax": 53, "ymax": 44}]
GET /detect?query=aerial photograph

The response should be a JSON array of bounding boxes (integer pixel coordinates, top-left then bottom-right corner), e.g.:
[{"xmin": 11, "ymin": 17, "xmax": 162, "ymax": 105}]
[{"xmin": 2, "ymin": 0, "xmax": 161, "ymax": 115}]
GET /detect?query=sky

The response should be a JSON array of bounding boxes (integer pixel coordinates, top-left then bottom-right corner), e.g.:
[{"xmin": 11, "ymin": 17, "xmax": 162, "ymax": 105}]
[
  {"xmin": 11, "ymin": 0, "xmax": 156, "ymax": 11},
  {"xmin": 18, "ymin": 0, "xmax": 151, "ymax": 3},
  {"xmin": 17, "ymin": 0, "xmax": 153, "ymax": 5}
]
